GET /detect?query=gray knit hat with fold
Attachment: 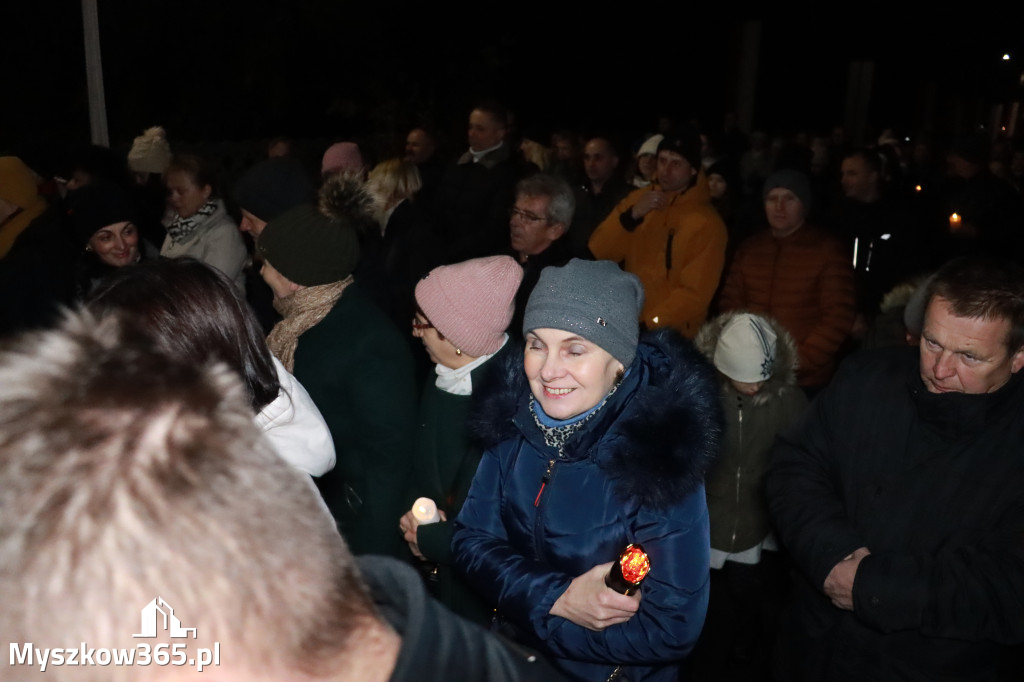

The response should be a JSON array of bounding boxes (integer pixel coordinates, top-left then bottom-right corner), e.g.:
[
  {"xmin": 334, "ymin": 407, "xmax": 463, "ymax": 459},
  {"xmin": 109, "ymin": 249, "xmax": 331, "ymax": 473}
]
[{"xmin": 523, "ymin": 259, "xmax": 645, "ymax": 367}]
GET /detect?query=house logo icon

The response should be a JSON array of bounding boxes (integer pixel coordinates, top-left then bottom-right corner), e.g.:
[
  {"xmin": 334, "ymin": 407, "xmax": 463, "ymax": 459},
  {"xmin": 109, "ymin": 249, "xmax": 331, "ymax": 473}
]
[{"xmin": 133, "ymin": 597, "xmax": 197, "ymax": 639}]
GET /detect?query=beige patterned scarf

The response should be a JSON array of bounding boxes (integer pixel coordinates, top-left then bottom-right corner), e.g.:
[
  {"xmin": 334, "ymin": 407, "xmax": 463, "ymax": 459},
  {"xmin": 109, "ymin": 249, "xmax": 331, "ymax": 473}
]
[{"xmin": 267, "ymin": 276, "xmax": 353, "ymax": 371}]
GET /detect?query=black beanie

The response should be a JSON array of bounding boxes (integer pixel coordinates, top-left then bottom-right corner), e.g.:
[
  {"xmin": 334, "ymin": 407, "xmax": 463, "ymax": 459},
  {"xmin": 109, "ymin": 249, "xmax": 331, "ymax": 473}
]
[
  {"xmin": 657, "ymin": 127, "xmax": 702, "ymax": 169},
  {"xmin": 235, "ymin": 157, "xmax": 315, "ymax": 223},
  {"xmin": 67, "ymin": 182, "xmax": 137, "ymax": 249}
]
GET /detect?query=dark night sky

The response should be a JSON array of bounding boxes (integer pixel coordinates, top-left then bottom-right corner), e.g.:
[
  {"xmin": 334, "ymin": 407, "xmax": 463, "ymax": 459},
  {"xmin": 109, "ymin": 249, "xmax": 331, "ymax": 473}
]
[{"xmin": 4, "ymin": 4, "xmax": 1022, "ymax": 168}]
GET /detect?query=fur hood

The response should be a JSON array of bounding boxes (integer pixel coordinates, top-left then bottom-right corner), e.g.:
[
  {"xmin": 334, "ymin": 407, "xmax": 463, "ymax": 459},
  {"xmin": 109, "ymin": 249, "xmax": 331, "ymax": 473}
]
[
  {"xmin": 469, "ymin": 328, "xmax": 723, "ymax": 511},
  {"xmin": 694, "ymin": 310, "xmax": 799, "ymax": 406}
]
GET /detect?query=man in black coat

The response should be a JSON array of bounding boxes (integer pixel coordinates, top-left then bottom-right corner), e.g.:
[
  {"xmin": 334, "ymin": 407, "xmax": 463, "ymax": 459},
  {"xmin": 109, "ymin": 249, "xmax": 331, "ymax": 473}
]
[
  {"xmin": 567, "ymin": 136, "xmax": 631, "ymax": 259},
  {"xmin": 432, "ymin": 101, "xmax": 523, "ymax": 265},
  {"xmin": 767, "ymin": 256, "xmax": 1024, "ymax": 681}
]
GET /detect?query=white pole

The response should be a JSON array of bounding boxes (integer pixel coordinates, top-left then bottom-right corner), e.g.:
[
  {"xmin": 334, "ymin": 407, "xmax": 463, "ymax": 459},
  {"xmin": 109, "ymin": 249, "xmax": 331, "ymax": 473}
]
[{"xmin": 81, "ymin": 0, "xmax": 110, "ymax": 146}]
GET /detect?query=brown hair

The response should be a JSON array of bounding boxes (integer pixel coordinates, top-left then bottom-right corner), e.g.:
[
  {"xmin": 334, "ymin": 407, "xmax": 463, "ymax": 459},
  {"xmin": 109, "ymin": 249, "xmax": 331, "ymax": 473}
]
[
  {"xmin": 165, "ymin": 153, "xmax": 218, "ymax": 195},
  {"xmin": 927, "ymin": 257, "xmax": 1024, "ymax": 352},
  {"xmin": 88, "ymin": 257, "xmax": 279, "ymax": 411}
]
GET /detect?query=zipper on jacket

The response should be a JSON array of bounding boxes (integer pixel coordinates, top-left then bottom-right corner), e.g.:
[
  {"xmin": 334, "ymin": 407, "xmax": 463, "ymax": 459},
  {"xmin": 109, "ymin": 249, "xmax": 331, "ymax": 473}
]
[
  {"xmin": 534, "ymin": 459, "xmax": 556, "ymax": 507},
  {"xmin": 730, "ymin": 397, "xmax": 743, "ymax": 548}
]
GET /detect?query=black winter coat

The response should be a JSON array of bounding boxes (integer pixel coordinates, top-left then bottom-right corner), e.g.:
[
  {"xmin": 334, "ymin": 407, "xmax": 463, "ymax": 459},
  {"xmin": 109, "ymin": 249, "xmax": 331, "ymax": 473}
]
[{"xmin": 767, "ymin": 347, "xmax": 1024, "ymax": 681}]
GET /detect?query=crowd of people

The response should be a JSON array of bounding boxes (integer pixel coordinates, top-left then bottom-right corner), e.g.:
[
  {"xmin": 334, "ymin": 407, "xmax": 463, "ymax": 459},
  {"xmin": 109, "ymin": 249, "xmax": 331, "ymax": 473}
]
[{"xmin": 2, "ymin": 102, "xmax": 1024, "ymax": 682}]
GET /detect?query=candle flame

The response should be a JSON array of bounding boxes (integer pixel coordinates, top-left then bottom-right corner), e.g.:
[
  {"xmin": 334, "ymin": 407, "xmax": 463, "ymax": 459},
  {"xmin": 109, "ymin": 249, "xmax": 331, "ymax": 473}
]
[
  {"xmin": 619, "ymin": 545, "xmax": 651, "ymax": 584},
  {"xmin": 411, "ymin": 497, "xmax": 439, "ymax": 523}
]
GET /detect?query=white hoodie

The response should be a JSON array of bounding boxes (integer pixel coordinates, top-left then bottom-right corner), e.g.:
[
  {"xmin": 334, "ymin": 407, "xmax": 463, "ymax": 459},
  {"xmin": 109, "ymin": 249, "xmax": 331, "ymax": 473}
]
[{"xmin": 255, "ymin": 356, "xmax": 336, "ymax": 476}]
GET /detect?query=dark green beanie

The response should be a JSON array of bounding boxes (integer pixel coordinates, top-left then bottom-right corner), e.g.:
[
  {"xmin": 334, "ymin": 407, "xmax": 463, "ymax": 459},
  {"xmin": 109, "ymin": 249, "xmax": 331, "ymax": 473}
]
[{"xmin": 256, "ymin": 204, "xmax": 360, "ymax": 286}]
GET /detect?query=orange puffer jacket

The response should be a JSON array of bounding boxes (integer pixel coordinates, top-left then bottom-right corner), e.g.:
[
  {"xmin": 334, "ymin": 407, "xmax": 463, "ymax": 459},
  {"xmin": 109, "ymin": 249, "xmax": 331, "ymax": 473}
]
[
  {"xmin": 718, "ymin": 225, "xmax": 855, "ymax": 388},
  {"xmin": 589, "ymin": 174, "xmax": 727, "ymax": 338}
]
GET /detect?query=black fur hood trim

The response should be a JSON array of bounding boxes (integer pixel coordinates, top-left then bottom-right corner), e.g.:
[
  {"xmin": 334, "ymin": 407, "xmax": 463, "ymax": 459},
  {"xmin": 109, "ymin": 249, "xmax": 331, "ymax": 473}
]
[{"xmin": 469, "ymin": 328, "xmax": 723, "ymax": 510}]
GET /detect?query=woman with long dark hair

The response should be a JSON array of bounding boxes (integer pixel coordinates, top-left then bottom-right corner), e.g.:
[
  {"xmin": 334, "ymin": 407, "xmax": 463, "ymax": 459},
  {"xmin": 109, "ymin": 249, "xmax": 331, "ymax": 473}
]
[{"xmin": 88, "ymin": 257, "xmax": 335, "ymax": 476}]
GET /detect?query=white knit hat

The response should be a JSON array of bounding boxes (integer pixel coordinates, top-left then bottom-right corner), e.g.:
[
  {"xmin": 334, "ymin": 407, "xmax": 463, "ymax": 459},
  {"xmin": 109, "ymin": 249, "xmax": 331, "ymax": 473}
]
[
  {"xmin": 713, "ymin": 313, "xmax": 777, "ymax": 383},
  {"xmin": 127, "ymin": 126, "xmax": 171, "ymax": 175},
  {"xmin": 637, "ymin": 134, "xmax": 663, "ymax": 158}
]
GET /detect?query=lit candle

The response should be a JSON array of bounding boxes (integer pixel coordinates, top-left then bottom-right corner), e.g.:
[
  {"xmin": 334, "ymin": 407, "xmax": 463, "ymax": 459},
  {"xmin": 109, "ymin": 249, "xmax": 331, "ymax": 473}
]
[
  {"xmin": 605, "ymin": 543, "xmax": 651, "ymax": 595},
  {"xmin": 914, "ymin": 184, "xmax": 922, "ymax": 193},
  {"xmin": 412, "ymin": 497, "xmax": 441, "ymax": 524},
  {"xmin": 949, "ymin": 213, "xmax": 962, "ymax": 229}
]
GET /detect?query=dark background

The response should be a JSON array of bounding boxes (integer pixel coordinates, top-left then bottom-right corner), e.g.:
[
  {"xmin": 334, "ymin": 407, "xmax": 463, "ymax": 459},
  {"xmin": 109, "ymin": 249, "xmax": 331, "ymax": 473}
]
[{"xmin": 4, "ymin": 5, "xmax": 1022, "ymax": 162}]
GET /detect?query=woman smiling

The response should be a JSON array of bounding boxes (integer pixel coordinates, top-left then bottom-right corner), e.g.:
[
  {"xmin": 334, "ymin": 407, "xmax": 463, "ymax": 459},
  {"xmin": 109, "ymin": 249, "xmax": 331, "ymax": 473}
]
[
  {"xmin": 68, "ymin": 182, "xmax": 151, "ymax": 298},
  {"xmin": 453, "ymin": 258, "xmax": 722, "ymax": 682}
]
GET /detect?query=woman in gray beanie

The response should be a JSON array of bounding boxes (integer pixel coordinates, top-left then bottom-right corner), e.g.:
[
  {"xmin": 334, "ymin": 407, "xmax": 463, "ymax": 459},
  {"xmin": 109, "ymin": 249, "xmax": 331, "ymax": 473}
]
[{"xmin": 453, "ymin": 258, "xmax": 723, "ymax": 682}]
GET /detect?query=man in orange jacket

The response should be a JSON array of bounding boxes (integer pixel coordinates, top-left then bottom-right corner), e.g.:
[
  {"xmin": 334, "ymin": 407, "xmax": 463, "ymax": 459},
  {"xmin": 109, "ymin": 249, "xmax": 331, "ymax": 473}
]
[{"xmin": 588, "ymin": 129, "xmax": 727, "ymax": 338}]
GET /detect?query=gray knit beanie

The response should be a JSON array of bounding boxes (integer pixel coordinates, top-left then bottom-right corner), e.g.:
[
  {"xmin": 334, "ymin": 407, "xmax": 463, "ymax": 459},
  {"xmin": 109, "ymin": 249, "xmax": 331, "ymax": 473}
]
[
  {"xmin": 523, "ymin": 259, "xmax": 644, "ymax": 367},
  {"xmin": 762, "ymin": 169, "xmax": 812, "ymax": 208}
]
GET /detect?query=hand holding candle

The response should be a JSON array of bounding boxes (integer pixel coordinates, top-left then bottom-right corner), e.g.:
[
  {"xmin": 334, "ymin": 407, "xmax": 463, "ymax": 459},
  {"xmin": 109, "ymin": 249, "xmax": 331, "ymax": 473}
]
[{"xmin": 400, "ymin": 499, "xmax": 446, "ymax": 560}]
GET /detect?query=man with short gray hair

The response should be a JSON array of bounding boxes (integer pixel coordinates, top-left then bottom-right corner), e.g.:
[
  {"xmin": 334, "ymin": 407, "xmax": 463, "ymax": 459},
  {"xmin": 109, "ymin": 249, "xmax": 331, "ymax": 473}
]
[{"xmin": 507, "ymin": 174, "xmax": 575, "ymax": 333}]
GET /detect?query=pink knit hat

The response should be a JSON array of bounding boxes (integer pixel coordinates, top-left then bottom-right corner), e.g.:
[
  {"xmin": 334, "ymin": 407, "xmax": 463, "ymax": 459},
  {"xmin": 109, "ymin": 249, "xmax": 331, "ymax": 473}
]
[
  {"xmin": 415, "ymin": 256, "xmax": 523, "ymax": 357},
  {"xmin": 321, "ymin": 142, "xmax": 364, "ymax": 175}
]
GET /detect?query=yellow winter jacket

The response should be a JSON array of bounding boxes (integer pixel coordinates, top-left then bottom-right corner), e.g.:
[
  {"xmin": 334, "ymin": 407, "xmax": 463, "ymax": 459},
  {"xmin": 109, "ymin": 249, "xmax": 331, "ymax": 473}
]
[{"xmin": 589, "ymin": 173, "xmax": 727, "ymax": 337}]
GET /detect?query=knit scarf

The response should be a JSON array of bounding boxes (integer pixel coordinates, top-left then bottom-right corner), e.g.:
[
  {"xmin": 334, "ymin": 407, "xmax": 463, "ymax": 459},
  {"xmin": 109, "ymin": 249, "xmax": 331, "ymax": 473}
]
[
  {"xmin": 267, "ymin": 277, "xmax": 353, "ymax": 371},
  {"xmin": 529, "ymin": 378, "xmax": 622, "ymax": 457},
  {"xmin": 166, "ymin": 199, "xmax": 218, "ymax": 244}
]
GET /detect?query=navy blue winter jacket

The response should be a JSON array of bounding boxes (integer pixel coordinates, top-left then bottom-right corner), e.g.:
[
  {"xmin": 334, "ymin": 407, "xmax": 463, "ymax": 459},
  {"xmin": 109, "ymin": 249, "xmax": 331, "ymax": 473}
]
[{"xmin": 453, "ymin": 330, "xmax": 722, "ymax": 682}]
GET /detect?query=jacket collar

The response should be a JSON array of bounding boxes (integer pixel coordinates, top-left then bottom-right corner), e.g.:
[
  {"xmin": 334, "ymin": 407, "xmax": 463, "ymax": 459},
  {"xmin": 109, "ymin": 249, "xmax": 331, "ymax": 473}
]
[
  {"xmin": 907, "ymin": 354, "xmax": 1024, "ymax": 441},
  {"xmin": 457, "ymin": 141, "xmax": 510, "ymax": 169},
  {"xmin": 470, "ymin": 329, "xmax": 723, "ymax": 510}
]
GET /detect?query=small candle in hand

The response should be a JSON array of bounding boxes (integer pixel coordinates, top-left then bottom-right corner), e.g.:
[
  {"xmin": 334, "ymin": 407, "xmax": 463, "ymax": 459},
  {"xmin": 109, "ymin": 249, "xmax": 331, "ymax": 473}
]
[
  {"xmin": 949, "ymin": 213, "xmax": 962, "ymax": 230},
  {"xmin": 412, "ymin": 497, "xmax": 441, "ymax": 524},
  {"xmin": 605, "ymin": 543, "xmax": 651, "ymax": 595}
]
